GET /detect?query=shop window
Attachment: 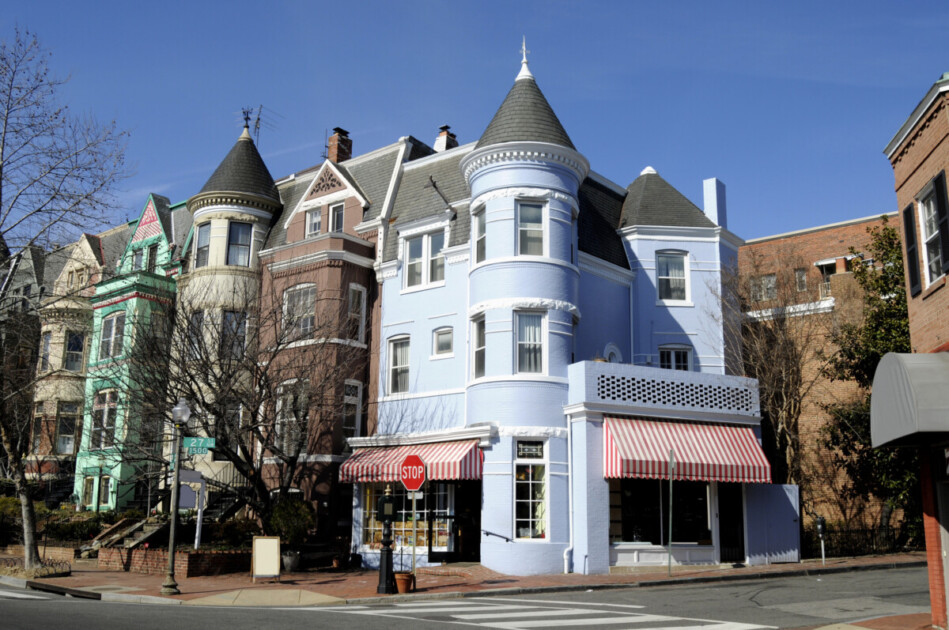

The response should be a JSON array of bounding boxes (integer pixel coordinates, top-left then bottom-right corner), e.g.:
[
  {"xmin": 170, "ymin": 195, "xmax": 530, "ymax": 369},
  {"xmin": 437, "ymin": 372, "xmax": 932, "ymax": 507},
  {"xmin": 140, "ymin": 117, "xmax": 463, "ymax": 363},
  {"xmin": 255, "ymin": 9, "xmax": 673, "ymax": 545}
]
[
  {"xmin": 515, "ymin": 312, "xmax": 543, "ymax": 374},
  {"xmin": 659, "ymin": 345, "xmax": 691, "ymax": 371},
  {"xmin": 226, "ymin": 222, "xmax": 252, "ymax": 266},
  {"xmin": 514, "ymin": 440, "xmax": 546, "ymax": 539},
  {"xmin": 432, "ymin": 327, "xmax": 453, "ymax": 357},
  {"xmin": 404, "ymin": 231, "xmax": 446, "ymax": 289},
  {"xmin": 614, "ymin": 478, "xmax": 711, "ymax": 545},
  {"xmin": 284, "ymin": 284, "xmax": 316, "ymax": 340},
  {"xmin": 194, "ymin": 223, "xmax": 210, "ymax": 268},
  {"xmin": 220, "ymin": 310, "xmax": 247, "ymax": 360},
  {"xmin": 657, "ymin": 251, "xmax": 688, "ymax": 301},
  {"xmin": 64, "ymin": 331, "xmax": 85, "ymax": 371},
  {"xmin": 92, "ymin": 390, "xmax": 118, "ymax": 449},
  {"xmin": 99, "ymin": 312, "xmax": 125, "ymax": 360},
  {"xmin": 472, "ymin": 317, "xmax": 485, "ymax": 378},
  {"xmin": 342, "ymin": 380, "xmax": 362, "ymax": 440},
  {"xmin": 517, "ymin": 202, "xmax": 544, "ymax": 256},
  {"xmin": 56, "ymin": 402, "xmax": 80, "ymax": 455},
  {"xmin": 361, "ymin": 482, "xmax": 452, "ymax": 550},
  {"xmin": 388, "ymin": 337, "xmax": 410, "ymax": 394},
  {"xmin": 307, "ymin": 208, "xmax": 322, "ymax": 237}
]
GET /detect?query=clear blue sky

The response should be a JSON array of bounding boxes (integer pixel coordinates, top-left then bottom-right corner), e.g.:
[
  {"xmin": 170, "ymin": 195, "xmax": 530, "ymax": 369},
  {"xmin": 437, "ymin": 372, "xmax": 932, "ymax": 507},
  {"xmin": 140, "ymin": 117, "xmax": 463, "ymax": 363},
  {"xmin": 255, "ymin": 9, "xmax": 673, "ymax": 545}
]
[{"xmin": 4, "ymin": 1, "xmax": 948, "ymax": 240}]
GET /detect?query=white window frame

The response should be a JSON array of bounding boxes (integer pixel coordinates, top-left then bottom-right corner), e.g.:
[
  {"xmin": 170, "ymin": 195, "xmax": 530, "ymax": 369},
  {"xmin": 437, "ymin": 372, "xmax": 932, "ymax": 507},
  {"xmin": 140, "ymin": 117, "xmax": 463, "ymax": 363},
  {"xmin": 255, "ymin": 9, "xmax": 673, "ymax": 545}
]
[
  {"xmin": 432, "ymin": 327, "xmax": 453, "ymax": 359},
  {"xmin": 402, "ymin": 230, "xmax": 446, "ymax": 290},
  {"xmin": 306, "ymin": 207, "xmax": 322, "ymax": 237},
  {"xmin": 656, "ymin": 251, "xmax": 690, "ymax": 304},
  {"xmin": 516, "ymin": 201, "xmax": 545, "ymax": 257},
  {"xmin": 388, "ymin": 336, "xmax": 410, "ymax": 394},
  {"xmin": 514, "ymin": 439, "xmax": 548, "ymax": 541},
  {"xmin": 472, "ymin": 317, "xmax": 486, "ymax": 378},
  {"xmin": 283, "ymin": 284, "xmax": 316, "ymax": 341},
  {"xmin": 348, "ymin": 284, "xmax": 367, "ymax": 343},
  {"xmin": 99, "ymin": 312, "xmax": 126, "ymax": 360},
  {"xmin": 659, "ymin": 344, "xmax": 692, "ymax": 371},
  {"xmin": 330, "ymin": 202, "xmax": 345, "ymax": 233},
  {"xmin": 342, "ymin": 380, "xmax": 363, "ymax": 440},
  {"xmin": 919, "ymin": 187, "xmax": 944, "ymax": 286},
  {"xmin": 514, "ymin": 311, "xmax": 545, "ymax": 375}
]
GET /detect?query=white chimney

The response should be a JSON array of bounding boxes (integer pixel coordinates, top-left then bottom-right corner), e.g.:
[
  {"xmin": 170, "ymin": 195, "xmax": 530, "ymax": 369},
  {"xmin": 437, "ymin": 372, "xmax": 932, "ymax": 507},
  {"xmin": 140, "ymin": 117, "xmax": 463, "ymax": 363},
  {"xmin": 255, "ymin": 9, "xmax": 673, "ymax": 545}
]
[{"xmin": 703, "ymin": 178, "xmax": 727, "ymax": 228}]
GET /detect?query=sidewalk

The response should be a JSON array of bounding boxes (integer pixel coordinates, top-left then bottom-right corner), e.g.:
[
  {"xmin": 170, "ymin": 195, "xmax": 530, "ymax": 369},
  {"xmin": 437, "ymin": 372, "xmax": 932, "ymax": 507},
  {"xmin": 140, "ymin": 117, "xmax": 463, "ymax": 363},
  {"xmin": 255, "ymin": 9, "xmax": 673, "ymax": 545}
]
[{"xmin": 0, "ymin": 552, "xmax": 931, "ymax": 627}]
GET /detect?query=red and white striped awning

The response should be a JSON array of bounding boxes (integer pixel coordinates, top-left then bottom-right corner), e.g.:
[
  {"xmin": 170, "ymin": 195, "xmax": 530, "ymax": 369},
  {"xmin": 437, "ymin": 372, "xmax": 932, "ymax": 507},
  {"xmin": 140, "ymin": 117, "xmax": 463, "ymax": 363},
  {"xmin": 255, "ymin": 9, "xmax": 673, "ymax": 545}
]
[
  {"xmin": 604, "ymin": 416, "xmax": 771, "ymax": 484},
  {"xmin": 339, "ymin": 439, "xmax": 483, "ymax": 483}
]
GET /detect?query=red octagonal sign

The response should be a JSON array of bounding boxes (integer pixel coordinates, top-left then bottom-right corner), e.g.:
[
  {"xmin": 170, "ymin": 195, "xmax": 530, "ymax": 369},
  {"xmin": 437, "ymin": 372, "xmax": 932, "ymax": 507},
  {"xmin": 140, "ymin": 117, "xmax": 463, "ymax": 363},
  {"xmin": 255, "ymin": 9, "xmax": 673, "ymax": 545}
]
[{"xmin": 400, "ymin": 454, "xmax": 426, "ymax": 492}]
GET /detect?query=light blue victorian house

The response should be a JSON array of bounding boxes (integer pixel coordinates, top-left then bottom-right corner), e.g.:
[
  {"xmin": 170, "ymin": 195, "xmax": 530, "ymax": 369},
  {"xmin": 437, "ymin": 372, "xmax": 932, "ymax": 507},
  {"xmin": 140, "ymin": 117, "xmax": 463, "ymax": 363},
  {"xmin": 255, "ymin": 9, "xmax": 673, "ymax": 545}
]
[{"xmin": 340, "ymin": 53, "xmax": 800, "ymax": 575}]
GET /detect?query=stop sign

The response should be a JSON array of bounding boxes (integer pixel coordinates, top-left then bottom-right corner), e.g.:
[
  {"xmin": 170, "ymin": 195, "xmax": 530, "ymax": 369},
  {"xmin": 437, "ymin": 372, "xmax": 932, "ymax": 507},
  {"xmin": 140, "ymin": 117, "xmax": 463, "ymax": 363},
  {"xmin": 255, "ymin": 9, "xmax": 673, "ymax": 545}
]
[{"xmin": 400, "ymin": 454, "xmax": 426, "ymax": 491}]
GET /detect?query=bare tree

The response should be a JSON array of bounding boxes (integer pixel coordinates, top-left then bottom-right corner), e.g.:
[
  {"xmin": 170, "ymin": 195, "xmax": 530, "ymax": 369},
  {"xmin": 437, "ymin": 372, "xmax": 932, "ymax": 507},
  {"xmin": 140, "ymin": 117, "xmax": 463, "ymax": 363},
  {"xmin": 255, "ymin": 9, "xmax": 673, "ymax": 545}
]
[{"xmin": 0, "ymin": 29, "xmax": 127, "ymax": 570}]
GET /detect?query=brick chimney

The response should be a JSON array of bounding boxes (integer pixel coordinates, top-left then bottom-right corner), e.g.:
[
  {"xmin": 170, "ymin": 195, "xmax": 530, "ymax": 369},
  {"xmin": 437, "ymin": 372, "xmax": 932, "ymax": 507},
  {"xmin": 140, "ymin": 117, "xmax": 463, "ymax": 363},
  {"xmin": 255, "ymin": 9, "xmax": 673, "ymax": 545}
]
[
  {"xmin": 327, "ymin": 127, "xmax": 352, "ymax": 163},
  {"xmin": 434, "ymin": 125, "xmax": 458, "ymax": 152}
]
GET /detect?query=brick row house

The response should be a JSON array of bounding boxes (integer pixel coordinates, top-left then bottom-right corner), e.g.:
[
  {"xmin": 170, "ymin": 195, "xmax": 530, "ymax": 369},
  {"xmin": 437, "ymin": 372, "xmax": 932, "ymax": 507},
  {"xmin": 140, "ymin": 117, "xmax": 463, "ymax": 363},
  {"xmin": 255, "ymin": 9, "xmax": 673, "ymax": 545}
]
[{"xmin": 872, "ymin": 71, "xmax": 949, "ymax": 630}]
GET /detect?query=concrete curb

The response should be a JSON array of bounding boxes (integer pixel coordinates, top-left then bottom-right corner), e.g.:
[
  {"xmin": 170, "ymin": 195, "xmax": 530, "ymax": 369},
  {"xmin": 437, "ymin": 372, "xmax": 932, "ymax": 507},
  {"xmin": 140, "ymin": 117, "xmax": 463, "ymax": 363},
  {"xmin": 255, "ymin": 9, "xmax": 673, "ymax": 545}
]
[{"xmin": 5, "ymin": 558, "xmax": 926, "ymax": 606}]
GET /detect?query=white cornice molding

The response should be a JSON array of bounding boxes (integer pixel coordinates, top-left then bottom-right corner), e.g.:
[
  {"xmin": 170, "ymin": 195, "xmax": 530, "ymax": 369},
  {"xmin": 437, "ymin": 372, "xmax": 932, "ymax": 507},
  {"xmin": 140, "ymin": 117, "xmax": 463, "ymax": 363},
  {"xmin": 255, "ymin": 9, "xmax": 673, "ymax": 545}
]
[
  {"xmin": 471, "ymin": 187, "xmax": 579, "ymax": 216},
  {"xmin": 461, "ymin": 141, "xmax": 590, "ymax": 185},
  {"xmin": 347, "ymin": 424, "xmax": 497, "ymax": 449},
  {"xmin": 579, "ymin": 251, "xmax": 634, "ymax": 285},
  {"xmin": 469, "ymin": 297, "xmax": 581, "ymax": 319}
]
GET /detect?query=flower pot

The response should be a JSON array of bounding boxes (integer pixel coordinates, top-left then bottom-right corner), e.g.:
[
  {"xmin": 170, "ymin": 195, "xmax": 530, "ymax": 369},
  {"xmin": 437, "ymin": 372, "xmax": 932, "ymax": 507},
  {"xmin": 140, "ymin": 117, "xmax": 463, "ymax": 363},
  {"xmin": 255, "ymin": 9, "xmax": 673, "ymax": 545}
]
[
  {"xmin": 394, "ymin": 571, "xmax": 415, "ymax": 593},
  {"xmin": 281, "ymin": 550, "xmax": 301, "ymax": 573}
]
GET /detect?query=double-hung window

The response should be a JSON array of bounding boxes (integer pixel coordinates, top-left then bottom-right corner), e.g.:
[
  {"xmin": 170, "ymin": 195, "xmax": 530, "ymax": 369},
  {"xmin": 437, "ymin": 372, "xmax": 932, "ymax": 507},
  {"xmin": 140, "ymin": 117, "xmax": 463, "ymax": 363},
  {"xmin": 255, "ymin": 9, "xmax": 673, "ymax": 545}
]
[
  {"xmin": 194, "ymin": 223, "xmax": 211, "ymax": 268},
  {"xmin": 920, "ymin": 190, "xmax": 943, "ymax": 284},
  {"xmin": 56, "ymin": 402, "xmax": 80, "ymax": 455},
  {"xmin": 331, "ymin": 203, "xmax": 344, "ymax": 233},
  {"xmin": 227, "ymin": 222, "xmax": 252, "ymax": 266},
  {"xmin": 517, "ymin": 202, "xmax": 544, "ymax": 256},
  {"xmin": 472, "ymin": 317, "xmax": 486, "ymax": 378},
  {"xmin": 514, "ymin": 440, "xmax": 547, "ymax": 539},
  {"xmin": 221, "ymin": 311, "xmax": 247, "ymax": 360},
  {"xmin": 659, "ymin": 345, "xmax": 691, "ymax": 371},
  {"xmin": 515, "ymin": 312, "xmax": 543, "ymax": 374},
  {"xmin": 307, "ymin": 208, "xmax": 322, "ymax": 237},
  {"xmin": 342, "ymin": 381, "xmax": 363, "ymax": 440},
  {"xmin": 404, "ymin": 231, "xmax": 446, "ymax": 289},
  {"xmin": 284, "ymin": 284, "xmax": 316, "ymax": 340},
  {"xmin": 92, "ymin": 391, "xmax": 118, "ymax": 449},
  {"xmin": 657, "ymin": 252, "xmax": 687, "ymax": 301},
  {"xmin": 388, "ymin": 337, "xmax": 410, "ymax": 394},
  {"xmin": 64, "ymin": 331, "xmax": 85, "ymax": 371},
  {"xmin": 99, "ymin": 312, "xmax": 125, "ymax": 360},
  {"xmin": 475, "ymin": 211, "xmax": 486, "ymax": 263}
]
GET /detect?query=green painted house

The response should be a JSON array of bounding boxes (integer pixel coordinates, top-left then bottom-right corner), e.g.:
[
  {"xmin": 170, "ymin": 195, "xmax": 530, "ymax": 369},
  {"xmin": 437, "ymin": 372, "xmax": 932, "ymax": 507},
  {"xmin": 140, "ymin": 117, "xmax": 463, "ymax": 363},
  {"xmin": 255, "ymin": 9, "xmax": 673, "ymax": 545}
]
[{"xmin": 74, "ymin": 194, "xmax": 191, "ymax": 511}]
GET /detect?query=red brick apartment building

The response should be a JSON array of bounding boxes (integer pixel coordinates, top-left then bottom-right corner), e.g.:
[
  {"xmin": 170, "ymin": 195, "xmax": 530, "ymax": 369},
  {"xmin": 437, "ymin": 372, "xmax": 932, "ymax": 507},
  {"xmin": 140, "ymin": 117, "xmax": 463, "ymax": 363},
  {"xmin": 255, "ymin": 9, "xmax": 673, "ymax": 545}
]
[
  {"xmin": 873, "ymin": 71, "xmax": 949, "ymax": 629},
  {"xmin": 741, "ymin": 214, "xmax": 894, "ymax": 527}
]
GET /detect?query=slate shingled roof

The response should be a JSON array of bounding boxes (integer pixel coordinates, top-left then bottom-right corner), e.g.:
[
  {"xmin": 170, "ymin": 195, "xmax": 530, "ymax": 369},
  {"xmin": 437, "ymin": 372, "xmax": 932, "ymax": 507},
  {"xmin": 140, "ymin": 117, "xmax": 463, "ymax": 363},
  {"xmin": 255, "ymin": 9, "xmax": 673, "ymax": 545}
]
[
  {"xmin": 382, "ymin": 144, "xmax": 474, "ymax": 263},
  {"xmin": 620, "ymin": 171, "xmax": 716, "ymax": 229},
  {"xmin": 476, "ymin": 75, "xmax": 575, "ymax": 150},
  {"xmin": 198, "ymin": 127, "xmax": 279, "ymax": 203}
]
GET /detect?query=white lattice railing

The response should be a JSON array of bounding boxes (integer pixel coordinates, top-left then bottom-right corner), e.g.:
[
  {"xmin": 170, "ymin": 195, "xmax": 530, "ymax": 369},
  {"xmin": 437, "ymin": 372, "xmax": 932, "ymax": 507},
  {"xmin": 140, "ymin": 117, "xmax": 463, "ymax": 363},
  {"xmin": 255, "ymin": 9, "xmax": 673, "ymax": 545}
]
[{"xmin": 568, "ymin": 361, "xmax": 760, "ymax": 420}]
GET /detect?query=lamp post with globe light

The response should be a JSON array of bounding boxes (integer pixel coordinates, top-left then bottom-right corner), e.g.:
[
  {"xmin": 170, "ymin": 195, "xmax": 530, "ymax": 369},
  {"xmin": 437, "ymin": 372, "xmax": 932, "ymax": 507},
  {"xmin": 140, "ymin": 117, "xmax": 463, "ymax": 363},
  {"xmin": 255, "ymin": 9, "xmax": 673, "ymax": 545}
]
[{"xmin": 161, "ymin": 398, "xmax": 190, "ymax": 595}]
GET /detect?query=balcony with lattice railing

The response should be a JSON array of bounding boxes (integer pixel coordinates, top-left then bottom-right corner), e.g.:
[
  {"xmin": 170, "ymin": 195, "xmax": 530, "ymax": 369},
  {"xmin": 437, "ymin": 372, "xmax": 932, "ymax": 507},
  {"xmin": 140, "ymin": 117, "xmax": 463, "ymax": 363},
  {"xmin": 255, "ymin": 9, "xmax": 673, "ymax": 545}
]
[{"xmin": 567, "ymin": 361, "xmax": 760, "ymax": 423}]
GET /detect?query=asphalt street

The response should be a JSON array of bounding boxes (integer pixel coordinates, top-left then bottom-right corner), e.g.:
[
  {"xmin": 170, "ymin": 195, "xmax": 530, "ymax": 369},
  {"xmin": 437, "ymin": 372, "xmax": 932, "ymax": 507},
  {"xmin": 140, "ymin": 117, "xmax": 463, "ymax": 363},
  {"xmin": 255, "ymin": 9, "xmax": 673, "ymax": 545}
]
[{"xmin": 0, "ymin": 566, "xmax": 929, "ymax": 630}]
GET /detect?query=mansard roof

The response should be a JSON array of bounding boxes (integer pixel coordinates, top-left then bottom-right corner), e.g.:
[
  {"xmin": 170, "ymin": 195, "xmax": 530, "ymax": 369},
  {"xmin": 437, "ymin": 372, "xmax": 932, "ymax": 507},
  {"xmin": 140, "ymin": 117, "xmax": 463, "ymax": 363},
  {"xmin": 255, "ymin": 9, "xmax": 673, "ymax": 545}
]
[
  {"xmin": 620, "ymin": 169, "xmax": 716, "ymax": 230},
  {"xmin": 475, "ymin": 69, "xmax": 575, "ymax": 150},
  {"xmin": 198, "ymin": 126, "xmax": 279, "ymax": 203}
]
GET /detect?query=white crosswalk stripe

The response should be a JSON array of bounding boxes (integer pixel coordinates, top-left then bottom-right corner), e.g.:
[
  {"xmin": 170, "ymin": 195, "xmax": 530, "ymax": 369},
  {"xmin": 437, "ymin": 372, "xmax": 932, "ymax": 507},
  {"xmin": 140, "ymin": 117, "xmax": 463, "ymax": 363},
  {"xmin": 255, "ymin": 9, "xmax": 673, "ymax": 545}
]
[{"xmin": 302, "ymin": 599, "xmax": 778, "ymax": 629}]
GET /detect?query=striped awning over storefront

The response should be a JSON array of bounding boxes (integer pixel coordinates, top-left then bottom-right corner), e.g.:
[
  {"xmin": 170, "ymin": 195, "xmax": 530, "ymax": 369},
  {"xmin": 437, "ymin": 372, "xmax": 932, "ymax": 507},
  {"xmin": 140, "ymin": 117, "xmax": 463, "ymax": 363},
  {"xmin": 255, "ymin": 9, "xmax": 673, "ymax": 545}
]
[
  {"xmin": 604, "ymin": 416, "xmax": 771, "ymax": 484},
  {"xmin": 339, "ymin": 439, "xmax": 483, "ymax": 483}
]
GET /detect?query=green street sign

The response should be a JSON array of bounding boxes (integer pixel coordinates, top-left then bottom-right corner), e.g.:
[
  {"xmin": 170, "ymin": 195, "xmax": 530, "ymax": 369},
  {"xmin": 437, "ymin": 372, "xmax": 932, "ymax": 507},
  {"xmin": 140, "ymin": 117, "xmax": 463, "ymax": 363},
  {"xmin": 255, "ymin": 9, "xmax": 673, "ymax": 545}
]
[{"xmin": 183, "ymin": 437, "xmax": 216, "ymax": 449}]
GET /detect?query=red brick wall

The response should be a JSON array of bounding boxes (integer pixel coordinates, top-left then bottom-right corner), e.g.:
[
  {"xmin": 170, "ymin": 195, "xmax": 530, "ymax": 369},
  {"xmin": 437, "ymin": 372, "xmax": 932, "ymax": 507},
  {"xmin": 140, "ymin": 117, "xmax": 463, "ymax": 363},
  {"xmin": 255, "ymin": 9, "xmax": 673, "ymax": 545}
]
[{"xmin": 97, "ymin": 547, "xmax": 250, "ymax": 577}]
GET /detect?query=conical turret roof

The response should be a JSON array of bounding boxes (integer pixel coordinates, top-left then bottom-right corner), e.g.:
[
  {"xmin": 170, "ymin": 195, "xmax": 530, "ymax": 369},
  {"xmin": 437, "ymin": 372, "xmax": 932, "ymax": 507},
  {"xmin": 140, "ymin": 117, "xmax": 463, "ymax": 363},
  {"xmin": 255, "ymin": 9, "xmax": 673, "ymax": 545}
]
[
  {"xmin": 475, "ymin": 59, "xmax": 575, "ymax": 150},
  {"xmin": 198, "ymin": 126, "xmax": 280, "ymax": 203}
]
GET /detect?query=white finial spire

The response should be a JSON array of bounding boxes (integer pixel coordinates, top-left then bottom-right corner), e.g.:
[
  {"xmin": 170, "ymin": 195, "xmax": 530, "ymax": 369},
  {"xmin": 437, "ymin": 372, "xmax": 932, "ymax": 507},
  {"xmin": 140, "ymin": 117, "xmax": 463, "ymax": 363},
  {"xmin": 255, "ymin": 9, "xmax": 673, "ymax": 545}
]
[{"xmin": 517, "ymin": 36, "xmax": 534, "ymax": 81}]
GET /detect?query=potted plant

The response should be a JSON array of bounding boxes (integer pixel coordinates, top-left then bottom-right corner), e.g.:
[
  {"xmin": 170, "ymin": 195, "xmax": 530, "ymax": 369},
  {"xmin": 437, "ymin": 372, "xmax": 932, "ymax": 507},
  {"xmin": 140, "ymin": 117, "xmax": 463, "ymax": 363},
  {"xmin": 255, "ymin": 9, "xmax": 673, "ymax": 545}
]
[{"xmin": 268, "ymin": 497, "xmax": 315, "ymax": 573}]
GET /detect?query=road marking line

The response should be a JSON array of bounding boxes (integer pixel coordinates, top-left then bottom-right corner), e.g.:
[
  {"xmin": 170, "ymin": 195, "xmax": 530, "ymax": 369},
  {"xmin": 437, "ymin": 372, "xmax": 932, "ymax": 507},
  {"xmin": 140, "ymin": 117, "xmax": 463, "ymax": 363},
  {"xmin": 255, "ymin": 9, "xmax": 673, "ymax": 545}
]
[
  {"xmin": 488, "ymin": 597, "xmax": 645, "ymax": 609},
  {"xmin": 453, "ymin": 609, "xmax": 594, "ymax": 620}
]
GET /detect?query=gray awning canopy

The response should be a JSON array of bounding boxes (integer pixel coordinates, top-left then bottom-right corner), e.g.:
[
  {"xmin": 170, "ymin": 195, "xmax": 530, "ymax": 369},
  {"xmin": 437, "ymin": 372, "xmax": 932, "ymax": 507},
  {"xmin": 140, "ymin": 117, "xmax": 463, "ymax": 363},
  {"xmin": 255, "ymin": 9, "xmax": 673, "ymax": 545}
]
[{"xmin": 871, "ymin": 352, "xmax": 949, "ymax": 448}]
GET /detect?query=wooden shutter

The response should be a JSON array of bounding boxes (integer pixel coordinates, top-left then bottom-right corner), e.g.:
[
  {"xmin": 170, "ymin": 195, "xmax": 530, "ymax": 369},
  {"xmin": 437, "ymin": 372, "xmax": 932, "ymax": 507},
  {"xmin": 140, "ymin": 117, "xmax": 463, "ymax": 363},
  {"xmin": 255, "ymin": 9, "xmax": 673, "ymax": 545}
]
[
  {"xmin": 936, "ymin": 171, "xmax": 949, "ymax": 275},
  {"xmin": 903, "ymin": 203, "xmax": 922, "ymax": 297}
]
